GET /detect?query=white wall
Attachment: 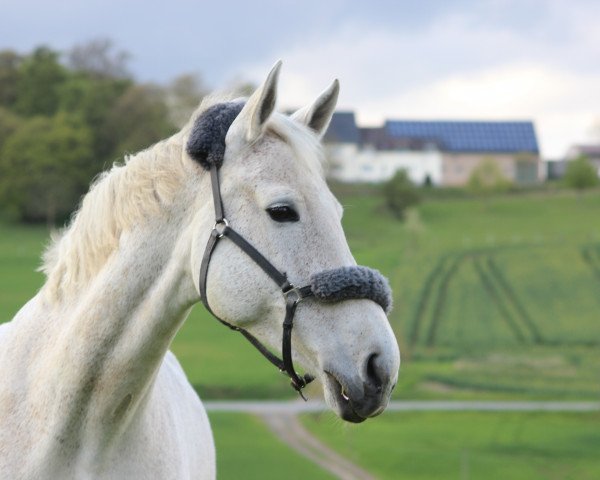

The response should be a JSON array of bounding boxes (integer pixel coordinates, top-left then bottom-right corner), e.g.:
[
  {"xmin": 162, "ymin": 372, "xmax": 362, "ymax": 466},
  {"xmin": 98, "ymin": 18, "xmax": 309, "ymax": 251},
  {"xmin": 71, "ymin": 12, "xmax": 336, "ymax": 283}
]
[{"xmin": 326, "ymin": 144, "xmax": 443, "ymax": 184}]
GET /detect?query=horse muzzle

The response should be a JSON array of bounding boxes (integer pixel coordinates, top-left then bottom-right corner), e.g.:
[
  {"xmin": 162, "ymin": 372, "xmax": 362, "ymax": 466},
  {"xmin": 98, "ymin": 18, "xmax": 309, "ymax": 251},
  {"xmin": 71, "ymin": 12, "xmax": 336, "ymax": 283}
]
[{"xmin": 324, "ymin": 360, "xmax": 395, "ymax": 423}]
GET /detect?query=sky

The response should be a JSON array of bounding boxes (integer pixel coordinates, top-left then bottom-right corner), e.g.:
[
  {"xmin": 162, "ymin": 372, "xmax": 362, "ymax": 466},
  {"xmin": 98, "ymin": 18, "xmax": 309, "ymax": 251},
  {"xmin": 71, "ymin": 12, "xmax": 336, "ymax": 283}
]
[{"xmin": 2, "ymin": 0, "xmax": 599, "ymax": 158}]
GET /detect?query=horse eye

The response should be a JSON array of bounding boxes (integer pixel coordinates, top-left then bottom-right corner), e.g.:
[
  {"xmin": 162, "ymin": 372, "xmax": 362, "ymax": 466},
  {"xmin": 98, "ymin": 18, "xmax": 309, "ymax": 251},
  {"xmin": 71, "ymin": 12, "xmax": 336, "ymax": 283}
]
[{"xmin": 266, "ymin": 205, "xmax": 299, "ymax": 223}]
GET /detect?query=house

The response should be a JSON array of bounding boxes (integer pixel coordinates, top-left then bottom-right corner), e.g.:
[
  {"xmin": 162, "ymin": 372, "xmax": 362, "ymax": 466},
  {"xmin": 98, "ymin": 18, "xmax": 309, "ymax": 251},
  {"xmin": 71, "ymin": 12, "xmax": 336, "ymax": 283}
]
[
  {"xmin": 384, "ymin": 120, "xmax": 541, "ymax": 186},
  {"xmin": 324, "ymin": 113, "xmax": 542, "ymax": 186},
  {"xmin": 324, "ymin": 112, "xmax": 442, "ymax": 184}
]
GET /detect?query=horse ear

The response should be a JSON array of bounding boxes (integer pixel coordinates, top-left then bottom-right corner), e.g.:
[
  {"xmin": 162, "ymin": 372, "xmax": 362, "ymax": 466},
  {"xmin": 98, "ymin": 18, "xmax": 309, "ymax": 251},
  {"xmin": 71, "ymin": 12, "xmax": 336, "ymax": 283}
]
[
  {"xmin": 292, "ymin": 79, "xmax": 339, "ymax": 138},
  {"xmin": 230, "ymin": 61, "xmax": 281, "ymax": 145}
]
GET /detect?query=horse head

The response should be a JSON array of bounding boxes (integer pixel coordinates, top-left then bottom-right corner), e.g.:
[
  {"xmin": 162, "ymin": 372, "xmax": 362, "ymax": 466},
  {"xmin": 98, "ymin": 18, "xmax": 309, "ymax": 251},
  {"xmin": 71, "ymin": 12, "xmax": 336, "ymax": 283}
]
[{"xmin": 188, "ymin": 62, "xmax": 400, "ymax": 422}]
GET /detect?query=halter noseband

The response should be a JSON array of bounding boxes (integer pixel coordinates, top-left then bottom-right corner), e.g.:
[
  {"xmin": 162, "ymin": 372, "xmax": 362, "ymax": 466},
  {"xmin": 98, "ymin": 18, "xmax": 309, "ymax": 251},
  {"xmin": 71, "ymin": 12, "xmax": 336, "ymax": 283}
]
[{"xmin": 189, "ymin": 102, "xmax": 392, "ymax": 400}]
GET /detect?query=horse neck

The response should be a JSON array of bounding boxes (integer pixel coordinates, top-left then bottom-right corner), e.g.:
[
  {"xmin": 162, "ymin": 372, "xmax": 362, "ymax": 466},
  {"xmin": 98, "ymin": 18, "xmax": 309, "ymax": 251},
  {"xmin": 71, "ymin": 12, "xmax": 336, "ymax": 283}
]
[{"xmin": 30, "ymin": 172, "xmax": 205, "ymax": 461}]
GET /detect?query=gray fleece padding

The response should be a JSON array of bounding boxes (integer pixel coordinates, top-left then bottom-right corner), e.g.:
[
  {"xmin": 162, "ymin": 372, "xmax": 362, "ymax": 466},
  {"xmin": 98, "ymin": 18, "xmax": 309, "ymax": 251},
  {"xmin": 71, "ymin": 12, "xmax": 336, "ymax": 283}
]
[
  {"xmin": 186, "ymin": 101, "xmax": 245, "ymax": 170},
  {"xmin": 310, "ymin": 266, "xmax": 393, "ymax": 314}
]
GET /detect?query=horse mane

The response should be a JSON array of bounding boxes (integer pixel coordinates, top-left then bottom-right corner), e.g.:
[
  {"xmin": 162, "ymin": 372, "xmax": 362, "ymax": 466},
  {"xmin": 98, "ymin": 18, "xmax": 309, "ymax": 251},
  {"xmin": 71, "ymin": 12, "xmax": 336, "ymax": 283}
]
[{"xmin": 40, "ymin": 93, "xmax": 324, "ymax": 302}]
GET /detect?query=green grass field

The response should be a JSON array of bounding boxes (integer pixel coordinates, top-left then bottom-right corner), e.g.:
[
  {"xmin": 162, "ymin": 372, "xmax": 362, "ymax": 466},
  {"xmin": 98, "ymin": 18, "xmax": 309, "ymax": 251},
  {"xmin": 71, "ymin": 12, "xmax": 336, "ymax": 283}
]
[
  {"xmin": 302, "ymin": 410, "xmax": 600, "ymax": 480},
  {"xmin": 209, "ymin": 413, "xmax": 334, "ymax": 479},
  {"xmin": 3, "ymin": 189, "xmax": 600, "ymax": 478},
  {"xmin": 2, "ymin": 189, "xmax": 600, "ymax": 400}
]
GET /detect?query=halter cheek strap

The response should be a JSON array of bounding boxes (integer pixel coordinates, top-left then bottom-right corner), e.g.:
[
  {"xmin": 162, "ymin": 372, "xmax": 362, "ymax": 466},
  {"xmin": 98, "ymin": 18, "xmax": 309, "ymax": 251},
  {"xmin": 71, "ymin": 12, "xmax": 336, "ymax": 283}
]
[{"xmin": 199, "ymin": 165, "xmax": 314, "ymax": 398}]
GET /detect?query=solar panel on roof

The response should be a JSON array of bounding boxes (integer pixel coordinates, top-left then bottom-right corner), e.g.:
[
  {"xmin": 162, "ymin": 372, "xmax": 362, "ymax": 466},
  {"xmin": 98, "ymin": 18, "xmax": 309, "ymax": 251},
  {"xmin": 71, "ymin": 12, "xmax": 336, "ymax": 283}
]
[{"xmin": 384, "ymin": 120, "xmax": 538, "ymax": 154}]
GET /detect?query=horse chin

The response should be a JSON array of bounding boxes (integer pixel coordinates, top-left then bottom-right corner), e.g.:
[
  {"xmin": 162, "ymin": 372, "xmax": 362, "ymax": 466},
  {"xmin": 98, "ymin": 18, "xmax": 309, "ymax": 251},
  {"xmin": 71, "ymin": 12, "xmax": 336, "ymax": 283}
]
[{"xmin": 323, "ymin": 372, "xmax": 368, "ymax": 424}]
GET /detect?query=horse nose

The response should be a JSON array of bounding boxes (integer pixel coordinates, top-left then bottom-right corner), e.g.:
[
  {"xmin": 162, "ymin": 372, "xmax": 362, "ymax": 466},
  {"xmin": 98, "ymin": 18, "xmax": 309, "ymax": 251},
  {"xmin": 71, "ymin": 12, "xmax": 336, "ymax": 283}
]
[
  {"xmin": 364, "ymin": 353, "xmax": 387, "ymax": 392},
  {"xmin": 346, "ymin": 353, "xmax": 392, "ymax": 419}
]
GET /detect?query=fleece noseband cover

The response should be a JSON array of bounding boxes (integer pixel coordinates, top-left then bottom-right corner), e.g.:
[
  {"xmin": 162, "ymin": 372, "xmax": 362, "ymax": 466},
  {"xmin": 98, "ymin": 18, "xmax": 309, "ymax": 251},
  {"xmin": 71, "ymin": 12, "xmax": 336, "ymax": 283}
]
[{"xmin": 310, "ymin": 266, "xmax": 392, "ymax": 314}]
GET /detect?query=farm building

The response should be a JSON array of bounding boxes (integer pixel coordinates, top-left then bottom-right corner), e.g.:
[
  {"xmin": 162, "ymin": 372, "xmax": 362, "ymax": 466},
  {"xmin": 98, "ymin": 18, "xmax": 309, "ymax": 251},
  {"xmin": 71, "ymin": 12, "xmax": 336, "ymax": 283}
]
[
  {"xmin": 324, "ymin": 112, "xmax": 541, "ymax": 186},
  {"xmin": 324, "ymin": 112, "xmax": 442, "ymax": 185}
]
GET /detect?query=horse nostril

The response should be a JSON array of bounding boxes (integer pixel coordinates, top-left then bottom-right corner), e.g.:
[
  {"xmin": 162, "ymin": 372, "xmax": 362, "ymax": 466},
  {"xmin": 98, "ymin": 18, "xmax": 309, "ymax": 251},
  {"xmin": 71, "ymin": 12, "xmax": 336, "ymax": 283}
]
[{"xmin": 366, "ymin": 353, "xmax": 383, "ymax": 391}]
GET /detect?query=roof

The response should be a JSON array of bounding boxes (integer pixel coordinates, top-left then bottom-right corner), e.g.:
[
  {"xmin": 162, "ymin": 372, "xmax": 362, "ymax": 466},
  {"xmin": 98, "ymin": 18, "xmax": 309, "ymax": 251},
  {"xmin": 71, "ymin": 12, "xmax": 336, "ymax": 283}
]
[
  {"xmin": 568, "ymin": 144, "xmax": 600, "ymax": 159},
  {"xmin": 323, "ymin": 112, "xmax": 360, "ymax": 144},
  {"xmin": 384, "ymin": 120, "xmax": 539, "ymax": 154},
  {"xmin": 360, "ymin": 127, "xmax": 439, "ymax": 151}
]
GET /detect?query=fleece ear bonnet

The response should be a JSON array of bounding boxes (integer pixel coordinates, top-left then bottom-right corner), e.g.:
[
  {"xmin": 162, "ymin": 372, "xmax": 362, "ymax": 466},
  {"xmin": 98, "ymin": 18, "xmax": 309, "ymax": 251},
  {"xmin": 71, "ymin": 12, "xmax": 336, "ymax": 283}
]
[{"xmin": 186, "ymin": 101, "xmax": 245, "ymax": 170}]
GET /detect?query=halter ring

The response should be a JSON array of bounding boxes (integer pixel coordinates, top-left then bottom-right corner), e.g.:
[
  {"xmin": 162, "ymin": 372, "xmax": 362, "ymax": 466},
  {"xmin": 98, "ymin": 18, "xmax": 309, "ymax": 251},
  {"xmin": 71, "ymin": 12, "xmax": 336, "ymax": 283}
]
[
  {"xmin": 213, "ymin": 218, "xmax": 229, "ymax": 238},
  {"xmin": 283, "ymin": 285, "xmax": 302, "ymax": 304}
]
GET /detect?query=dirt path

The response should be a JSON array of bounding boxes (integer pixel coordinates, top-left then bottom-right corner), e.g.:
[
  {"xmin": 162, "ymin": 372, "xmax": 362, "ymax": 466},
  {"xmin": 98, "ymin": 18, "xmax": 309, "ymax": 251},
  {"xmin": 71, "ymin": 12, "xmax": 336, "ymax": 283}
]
[
  {"xmin": 204, "ymin": 400, "xmax": 600, "ymax": 413},
  {"xmin": 259, "ymin": 413, "xmax": 376, "ymax": 480}
]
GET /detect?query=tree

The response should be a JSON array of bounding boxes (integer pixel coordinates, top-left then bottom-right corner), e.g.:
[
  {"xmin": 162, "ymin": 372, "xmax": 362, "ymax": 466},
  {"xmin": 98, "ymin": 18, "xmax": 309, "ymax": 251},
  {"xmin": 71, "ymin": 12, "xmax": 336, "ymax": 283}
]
[
  {"xmin": 164, "ymin": 74, "xmax": 206, "ymax": 128},
  {"xmin": 14, "ymin": 47, "xmax": 67, "ymax": 116},
  {"xmin": 104, "ymin": 84, "xmax": 175, "ymax": 156},
  {"xmin": 563, "ymin": 155, "xmax": 599, "ymax": 191},
  {"xmin": 0, "ymin": 41, "xmax": 183, "ymax": 225},
  {"xmin": 383, "ymin": 169, "xmax": 421, "ymax": 220},
  {"xmin": 467, "ymin": 157, "xmax": 511, "ymax": 195},
  {"xmin": 228, "ymin": 78, "xmax": 257, "ymax": 97},
  {"xmin": 0, "ymin": 107, "xmax": 22, "ymax": 147},
  {"xmin": 0, "ymin": 50, "xmax": 22, "ymax": 108},
  {"xmin": 0, "ymin": 113, "xmax": 93, "ymax": 225},
  {"xmin": 67, "ymin": 38, "xmax": 130, "ymax": 80},
  {"xmin": 58, "ymin": 73, "xmax": 131, "ymax": 168}
]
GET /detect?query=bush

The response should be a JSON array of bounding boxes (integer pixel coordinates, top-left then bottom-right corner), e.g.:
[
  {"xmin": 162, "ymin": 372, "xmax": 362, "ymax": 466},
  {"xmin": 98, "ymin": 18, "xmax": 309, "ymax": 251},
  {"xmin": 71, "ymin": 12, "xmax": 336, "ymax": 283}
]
[
  {"xmin": 383, "ymin": 169, "xmax": 420, "ymax": 220},
  {"xmin": 563, "ymin": 155, "xmax": 599, "ymax": 191},
  {"xmin": 467, "ymin": 157, "xmax": 512, "ymax": 195}
]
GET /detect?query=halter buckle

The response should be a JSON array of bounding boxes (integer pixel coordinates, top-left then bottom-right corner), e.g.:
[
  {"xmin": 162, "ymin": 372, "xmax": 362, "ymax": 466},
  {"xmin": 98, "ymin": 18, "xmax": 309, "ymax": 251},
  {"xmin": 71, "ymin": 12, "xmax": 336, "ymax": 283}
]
[{"xmin": 213, "ymin": 218, "xmax": 229, "ymax": 238}]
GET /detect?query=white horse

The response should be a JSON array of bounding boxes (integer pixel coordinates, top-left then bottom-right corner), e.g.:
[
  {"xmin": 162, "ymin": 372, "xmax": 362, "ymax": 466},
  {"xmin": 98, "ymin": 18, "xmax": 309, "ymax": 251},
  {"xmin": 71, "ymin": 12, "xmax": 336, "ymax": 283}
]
[{"xmin": 0, "ymin": 63, "xmax": 400, "ymax": 479}]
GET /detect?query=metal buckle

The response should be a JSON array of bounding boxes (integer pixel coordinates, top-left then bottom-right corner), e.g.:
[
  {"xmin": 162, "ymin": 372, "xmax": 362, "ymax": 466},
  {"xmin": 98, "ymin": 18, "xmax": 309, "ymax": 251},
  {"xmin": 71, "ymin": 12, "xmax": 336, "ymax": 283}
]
[{"xmin": 213, "ymin": 218, "xmax": 229, "ymax": 238}]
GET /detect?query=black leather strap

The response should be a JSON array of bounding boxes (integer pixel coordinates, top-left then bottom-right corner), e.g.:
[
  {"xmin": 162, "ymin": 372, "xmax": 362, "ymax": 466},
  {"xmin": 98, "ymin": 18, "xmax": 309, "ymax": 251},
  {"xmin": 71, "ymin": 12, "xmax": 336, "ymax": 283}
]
[
  {"xmin": 199, "ymin": 229, "xmax": 221, "ymax": 315},
  {"xmin": 199, "ymin": 165, "xmax": 314, "ymax": 398},
  {"xmin": 282, "ymin": 291, "xmax": 315, "ymax": 398},
  {"xmin": 222, "ymin": 226, "xmax": 291, "ymax": 290},
  {"xmin": 198, "ymin": 228, "xmax": 287, "ymax": 371},
  {"xmin": 210, "ymin": 166, "xmax": 225, "ymax": 222}
]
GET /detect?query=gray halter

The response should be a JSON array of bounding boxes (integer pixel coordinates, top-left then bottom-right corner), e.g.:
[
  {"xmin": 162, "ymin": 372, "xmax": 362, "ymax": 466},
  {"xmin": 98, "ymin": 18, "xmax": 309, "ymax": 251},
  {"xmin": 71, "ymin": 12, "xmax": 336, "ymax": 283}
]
[{"xmin": 187, "ymin": 102, "xmax": 392, "ymax": 399}]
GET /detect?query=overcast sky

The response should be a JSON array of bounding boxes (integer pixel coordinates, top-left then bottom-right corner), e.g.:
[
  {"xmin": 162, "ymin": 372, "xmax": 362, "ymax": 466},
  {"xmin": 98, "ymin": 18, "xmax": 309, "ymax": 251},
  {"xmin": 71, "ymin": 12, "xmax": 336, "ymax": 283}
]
[{"xmin": 2, "ymin": 0, "xmax": 599, "ymax": 158}]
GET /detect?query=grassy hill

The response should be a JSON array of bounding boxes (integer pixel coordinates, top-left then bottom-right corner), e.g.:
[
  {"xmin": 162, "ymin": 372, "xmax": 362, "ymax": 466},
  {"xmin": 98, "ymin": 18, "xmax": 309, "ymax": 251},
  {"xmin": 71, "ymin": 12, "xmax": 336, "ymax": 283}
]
[
  {"xmin": 3, "ymin": 188, "xmax": 599, "ymax": 478},
  {"xmin": 2, "ymin": 188, "xmax": 600, "ymax": 400}
]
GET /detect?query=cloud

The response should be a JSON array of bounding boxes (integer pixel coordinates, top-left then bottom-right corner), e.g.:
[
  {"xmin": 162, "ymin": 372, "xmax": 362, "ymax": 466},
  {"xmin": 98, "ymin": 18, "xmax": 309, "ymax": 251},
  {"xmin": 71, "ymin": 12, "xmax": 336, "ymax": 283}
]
[
  {"xmin": 3, "ymin": 0, "xmax": 598, "ymax": 157},
  {"xmin": 243, "ymin": 2, "xmax": 600, "ymax": 158},
  {"xmin": 360, "ymin": 64, "xmax": 600, "ymax": 158}
]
